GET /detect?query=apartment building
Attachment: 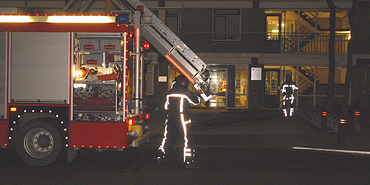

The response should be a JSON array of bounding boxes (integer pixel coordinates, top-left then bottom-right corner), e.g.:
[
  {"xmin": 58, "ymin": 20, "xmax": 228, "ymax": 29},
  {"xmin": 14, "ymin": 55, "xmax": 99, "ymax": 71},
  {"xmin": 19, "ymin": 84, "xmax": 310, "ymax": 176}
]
[
  {"xmin": 1, "ymin": 0, "xmax": 369, "ymax": 110},
  {"xmin": 144, "ymin": 0, "xmax": 369, "ymax": 110}
]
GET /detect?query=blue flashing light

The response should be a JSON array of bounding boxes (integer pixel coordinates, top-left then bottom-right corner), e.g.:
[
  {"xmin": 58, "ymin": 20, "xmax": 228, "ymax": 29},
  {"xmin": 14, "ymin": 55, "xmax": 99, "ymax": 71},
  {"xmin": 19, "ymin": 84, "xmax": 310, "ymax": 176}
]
[{"xmin": 116, "ymin": 13, "xmax": 130, "ymax": 25}]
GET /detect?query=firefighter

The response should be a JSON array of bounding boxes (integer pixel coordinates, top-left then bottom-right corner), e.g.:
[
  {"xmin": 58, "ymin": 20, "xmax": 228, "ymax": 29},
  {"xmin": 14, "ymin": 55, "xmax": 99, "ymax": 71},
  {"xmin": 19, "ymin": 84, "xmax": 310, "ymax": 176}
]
[
  {"xmin": 157, "ymin": 75, "xmax": 201, "ymax": 169},
  {"xmin": 281, "ymin": 74, "xmax": 298, "ymax": 117}
]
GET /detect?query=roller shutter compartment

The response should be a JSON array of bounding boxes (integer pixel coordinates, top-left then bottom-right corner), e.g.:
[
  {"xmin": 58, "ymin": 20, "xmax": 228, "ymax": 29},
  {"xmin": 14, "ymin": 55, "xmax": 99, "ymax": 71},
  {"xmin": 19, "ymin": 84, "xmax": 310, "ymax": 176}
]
[{"xmin": 10, "ymin": 32, "xmax": 70, "ymax": 103}]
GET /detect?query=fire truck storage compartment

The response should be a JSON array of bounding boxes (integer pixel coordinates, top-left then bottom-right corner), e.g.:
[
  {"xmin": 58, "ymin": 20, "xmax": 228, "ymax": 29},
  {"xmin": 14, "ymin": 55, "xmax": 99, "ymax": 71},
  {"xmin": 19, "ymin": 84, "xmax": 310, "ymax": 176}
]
[
  {"xmin": 10, "ymin": 32, "xmax": 70, "ymax": 103},
  {"xmin": 73, "ymin": 33, "xmax": 125, "ymax": 122},
  {"xmin": 70, "ymin": 121, "xmax": 127, "ymax": 149},
  {"xmin": 79, "ymin": 38, "xmax": 99, "ymax": 51},
  {"xmin": 83, "ymin": 53, "xmax": 103, "ymax": 66},
  {"xmin": 0, "ymin": 32, "xmax": 6, "ymax": 118},
  {"xmin": 73, "ymin": 82, "xmax": 116, "ymax": 112},
  {"xmin": 100, "ymin": 39, "xmax": 120, "ymax": 51}
]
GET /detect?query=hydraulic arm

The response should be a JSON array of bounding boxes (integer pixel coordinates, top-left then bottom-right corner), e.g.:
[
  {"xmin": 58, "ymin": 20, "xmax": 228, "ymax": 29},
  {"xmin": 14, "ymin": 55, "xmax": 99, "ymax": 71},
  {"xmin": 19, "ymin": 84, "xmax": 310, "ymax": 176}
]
[{"xmin": 112, "ymin": 0, "xmax": 211, "ymax": 101}]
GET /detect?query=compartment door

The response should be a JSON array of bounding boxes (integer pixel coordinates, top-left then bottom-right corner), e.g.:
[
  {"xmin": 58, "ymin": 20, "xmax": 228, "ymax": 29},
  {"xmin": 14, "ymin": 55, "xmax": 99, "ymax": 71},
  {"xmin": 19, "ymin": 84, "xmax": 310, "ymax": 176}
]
[{"xmin": 10, "ymin": 32, "xmax": 70, "ymax": 103}]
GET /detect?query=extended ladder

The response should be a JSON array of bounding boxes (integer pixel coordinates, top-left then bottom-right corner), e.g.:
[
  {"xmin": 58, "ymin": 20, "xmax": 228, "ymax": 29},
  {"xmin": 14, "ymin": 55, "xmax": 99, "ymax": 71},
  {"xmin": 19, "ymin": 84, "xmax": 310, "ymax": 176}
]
[{"xmin": 112, "ymin": 0, "xmax": 211, "ymax": 101}]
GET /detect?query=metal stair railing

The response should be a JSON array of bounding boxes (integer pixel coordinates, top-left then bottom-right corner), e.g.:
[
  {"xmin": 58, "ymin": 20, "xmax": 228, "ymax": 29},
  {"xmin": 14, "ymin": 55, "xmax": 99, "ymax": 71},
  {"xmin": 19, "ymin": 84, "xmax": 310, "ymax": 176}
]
[
  {"xmin": 288, "ymin": 66, "xmax": 315, "ymax": 94},
  {"xmin": 298, "ymin": 107, "xmax": 339, "ymax": 132}
]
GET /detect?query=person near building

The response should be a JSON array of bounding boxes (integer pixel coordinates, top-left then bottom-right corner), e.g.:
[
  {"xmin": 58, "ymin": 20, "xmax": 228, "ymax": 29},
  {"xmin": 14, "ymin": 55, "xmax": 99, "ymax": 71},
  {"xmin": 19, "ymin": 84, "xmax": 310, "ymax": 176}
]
[
  {"xmin": 281, "ymin": 74, "xmax": 298, "ymax": 117},
  {"xmin": 156, "ymin": 75, "xmax": 201, "ymax": 169}
]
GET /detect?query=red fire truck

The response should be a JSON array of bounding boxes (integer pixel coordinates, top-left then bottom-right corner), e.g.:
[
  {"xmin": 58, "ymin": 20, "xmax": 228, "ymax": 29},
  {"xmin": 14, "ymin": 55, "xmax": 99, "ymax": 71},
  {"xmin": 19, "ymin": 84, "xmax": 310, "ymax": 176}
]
[
  {"xmin": 0, "ymin": 14, "xmax": 154, "ymax": 166},
  {"xmin": 0, "ymin": 0, "xmax": 211, "ymax": 167}
]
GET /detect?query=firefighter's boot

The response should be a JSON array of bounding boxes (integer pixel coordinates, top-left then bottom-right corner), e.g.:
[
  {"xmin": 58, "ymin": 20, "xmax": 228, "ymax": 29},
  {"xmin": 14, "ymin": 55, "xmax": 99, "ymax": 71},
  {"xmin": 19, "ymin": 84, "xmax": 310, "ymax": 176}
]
[
  {"xmin": 156, "ymin": 151, "xmax": 165, "ymax": 165},
  {"xmin": 185, "ymin": 161, "xmax": 201, "ymax": 169},
  {"xmin": 156, "ymin": 156, "xmax": 164, "ymax": 165}
]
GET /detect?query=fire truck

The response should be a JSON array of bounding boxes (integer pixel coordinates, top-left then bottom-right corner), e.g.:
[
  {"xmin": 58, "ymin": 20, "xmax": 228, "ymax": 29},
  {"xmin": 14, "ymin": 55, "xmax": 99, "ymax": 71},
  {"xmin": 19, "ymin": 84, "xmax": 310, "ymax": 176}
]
[{"xmin": 0, "ymin": 0, "xmax": 211, "ymax": 166}]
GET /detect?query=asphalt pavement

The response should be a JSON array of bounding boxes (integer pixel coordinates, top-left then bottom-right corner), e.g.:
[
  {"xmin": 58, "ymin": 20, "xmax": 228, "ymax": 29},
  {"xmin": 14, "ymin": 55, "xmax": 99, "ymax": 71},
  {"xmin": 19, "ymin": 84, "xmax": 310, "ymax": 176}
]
[
  {"xmin": 147, "ymin": 108, "xmax": 370, "ymax": 152},
  {"xmin": 1, "ymin": 108, "xmax": 369, "ymax": 185}
]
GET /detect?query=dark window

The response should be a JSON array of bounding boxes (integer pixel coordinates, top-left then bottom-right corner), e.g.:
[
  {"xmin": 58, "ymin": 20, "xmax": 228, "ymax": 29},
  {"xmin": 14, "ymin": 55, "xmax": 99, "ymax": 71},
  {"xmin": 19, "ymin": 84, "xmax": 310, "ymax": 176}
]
[
  {"xmin": 213, "ymin": 9, "xmax": 241, "ymax": 41},
  {"xmin": 165, "ymin": 10, "xmax": 179, "ymax": 35}
]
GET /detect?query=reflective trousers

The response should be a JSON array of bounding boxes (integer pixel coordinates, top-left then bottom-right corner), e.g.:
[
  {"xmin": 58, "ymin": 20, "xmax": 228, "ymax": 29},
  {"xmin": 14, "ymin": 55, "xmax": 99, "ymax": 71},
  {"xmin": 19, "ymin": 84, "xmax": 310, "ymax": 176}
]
[
  {"xmin": 158, "ymin": 117, "xmax": 195, "ymax": 163},
  {"xmin": 282, "ymin": 95, "xmax": 295, "ymax": 117}
]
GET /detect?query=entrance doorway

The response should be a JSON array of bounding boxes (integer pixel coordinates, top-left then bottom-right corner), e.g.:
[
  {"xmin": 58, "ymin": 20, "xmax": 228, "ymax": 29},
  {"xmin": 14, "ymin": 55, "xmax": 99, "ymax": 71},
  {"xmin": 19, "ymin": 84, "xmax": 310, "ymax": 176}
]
[
  {"xmin": 264, "ymin": 69, "xmax": 280, "ymax": 108},
  {"xmin": 207, "ymin": 65, "xmax": 236, "ymax": 108},
  {"xmin": 209, "ymin": 68, "xmax": 227, "ymax": 108}
]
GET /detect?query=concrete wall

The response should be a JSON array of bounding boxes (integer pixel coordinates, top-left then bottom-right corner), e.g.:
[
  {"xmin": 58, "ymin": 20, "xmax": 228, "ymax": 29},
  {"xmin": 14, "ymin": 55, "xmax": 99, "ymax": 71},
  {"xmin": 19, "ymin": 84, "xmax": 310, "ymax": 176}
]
[{"xmin": 179, "ymin": 8, "xmax": 266, "ymax": 54}]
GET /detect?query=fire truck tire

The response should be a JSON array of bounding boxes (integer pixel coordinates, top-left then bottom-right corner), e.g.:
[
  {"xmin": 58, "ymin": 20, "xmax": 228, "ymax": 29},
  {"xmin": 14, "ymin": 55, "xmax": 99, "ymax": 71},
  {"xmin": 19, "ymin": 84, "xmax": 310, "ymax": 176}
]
[{"xmin": 16, "ymin": 119, "xmax": 63, "ymax": 167}]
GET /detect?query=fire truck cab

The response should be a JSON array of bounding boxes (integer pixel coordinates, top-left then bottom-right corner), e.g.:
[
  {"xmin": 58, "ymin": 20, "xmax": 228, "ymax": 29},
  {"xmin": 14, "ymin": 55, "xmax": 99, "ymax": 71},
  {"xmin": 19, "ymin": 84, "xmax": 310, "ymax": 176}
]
[{"xmin": 0, "ymin": 14, "xmax": 152, "ymax": 166}]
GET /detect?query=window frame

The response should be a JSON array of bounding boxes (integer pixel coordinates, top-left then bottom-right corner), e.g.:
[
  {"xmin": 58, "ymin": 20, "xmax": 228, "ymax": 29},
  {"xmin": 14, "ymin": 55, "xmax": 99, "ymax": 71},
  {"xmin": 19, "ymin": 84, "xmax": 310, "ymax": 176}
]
[
  {"xmin": 212, "ymin": 8, "xmax": 241, "ymax": 42},
  {"xmin": 165, "ymin": 9, "xmax": 181, "ymax": 36}
]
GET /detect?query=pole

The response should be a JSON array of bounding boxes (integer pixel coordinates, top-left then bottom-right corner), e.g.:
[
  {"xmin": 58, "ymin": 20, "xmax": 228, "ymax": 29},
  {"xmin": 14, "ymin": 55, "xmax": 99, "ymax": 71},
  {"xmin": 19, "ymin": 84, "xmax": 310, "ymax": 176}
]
[
  {"xmin": 321, "ymin": 111, "xmax": 328, "ymax": 133},
  {"xmin": 337, "ymin": 119, "xmax": 347, "ymax": 149},
  {"xmin": 134, "ymin": 11, "xmax": 141, "ymax": 114},
  {"xmin": 140, "ymin": 46, "xmax": 144, "ymax": 112},
  {"xmin": 354, "ymin": 110, "xmax": 360, "ymax": 133}
]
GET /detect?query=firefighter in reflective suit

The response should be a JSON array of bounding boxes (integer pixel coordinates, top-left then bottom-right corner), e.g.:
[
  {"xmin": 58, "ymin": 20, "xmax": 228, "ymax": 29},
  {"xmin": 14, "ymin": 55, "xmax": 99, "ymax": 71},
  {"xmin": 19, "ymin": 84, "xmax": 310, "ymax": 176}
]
[
  {"xmin": 157, "ymin": 75, "xmax": 201, "ymax": 169},
  {"xmin": 281, "ymin": 74, "xmax": 298, "ymax": 117}
]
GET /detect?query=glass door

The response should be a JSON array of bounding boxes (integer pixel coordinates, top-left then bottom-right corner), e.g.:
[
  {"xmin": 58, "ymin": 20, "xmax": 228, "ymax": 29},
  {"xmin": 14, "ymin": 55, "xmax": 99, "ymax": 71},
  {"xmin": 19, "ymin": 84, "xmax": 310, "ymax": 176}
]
[
  {"xmin": 264, "ymin": 69, "xmax": 280, "ymax": 108},
  {"xmin": 209, "ymin": 69, "xmax": 227, "ymax": 108},
  {"xmin": 236, "ymin": 70, "xmax": 248, "ymax": 107}
]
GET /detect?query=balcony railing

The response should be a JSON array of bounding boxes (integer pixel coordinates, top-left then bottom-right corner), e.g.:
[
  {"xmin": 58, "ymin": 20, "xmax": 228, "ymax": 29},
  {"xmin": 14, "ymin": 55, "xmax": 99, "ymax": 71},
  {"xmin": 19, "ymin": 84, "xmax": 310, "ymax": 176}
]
[
  {"xmin": 282, "ymin": 33, "xmax": 349, "ymax": 53},
  {"xmin": 178, "ymin": 32, "xmax": 349, "ymax": 54}
]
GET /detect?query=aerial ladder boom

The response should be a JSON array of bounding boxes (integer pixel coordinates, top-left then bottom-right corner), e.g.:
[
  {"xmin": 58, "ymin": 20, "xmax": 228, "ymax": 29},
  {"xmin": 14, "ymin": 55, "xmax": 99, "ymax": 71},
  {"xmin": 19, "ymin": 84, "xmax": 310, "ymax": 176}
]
[{"xmin": 112, "ymin": 0, "xmax": 211, "ymax": 101}]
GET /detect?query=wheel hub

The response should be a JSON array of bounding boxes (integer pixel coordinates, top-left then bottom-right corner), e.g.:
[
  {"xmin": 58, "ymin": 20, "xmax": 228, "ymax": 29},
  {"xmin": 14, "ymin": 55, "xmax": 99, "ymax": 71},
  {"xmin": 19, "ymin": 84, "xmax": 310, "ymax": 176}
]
[{"xmin": 24, "ymin": 128, "xmax": 54, "ymax": 158}]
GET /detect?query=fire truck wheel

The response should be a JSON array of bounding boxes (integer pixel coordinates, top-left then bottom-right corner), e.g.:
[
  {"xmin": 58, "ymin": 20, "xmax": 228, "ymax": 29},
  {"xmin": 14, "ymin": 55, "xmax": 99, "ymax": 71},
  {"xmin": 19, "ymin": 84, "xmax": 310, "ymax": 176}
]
[{"xmin": 16, "ymin": 119, "xmax": 62, "ymax": 167}]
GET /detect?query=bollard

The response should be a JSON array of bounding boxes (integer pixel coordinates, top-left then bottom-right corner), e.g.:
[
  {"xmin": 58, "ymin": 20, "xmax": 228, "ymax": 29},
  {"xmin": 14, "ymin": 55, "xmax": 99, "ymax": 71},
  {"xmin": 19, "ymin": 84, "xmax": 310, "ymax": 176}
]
[
  {"xmin": 337, "ymin": 119, "xmax": 347, "ymax": 149},
  {"xmin": 354, "ymin": 110, "xmax": 360, "ymax": 133},
  {"xmin": 321, "ymin": 111, "xmax": 328, "ymax": 133}
]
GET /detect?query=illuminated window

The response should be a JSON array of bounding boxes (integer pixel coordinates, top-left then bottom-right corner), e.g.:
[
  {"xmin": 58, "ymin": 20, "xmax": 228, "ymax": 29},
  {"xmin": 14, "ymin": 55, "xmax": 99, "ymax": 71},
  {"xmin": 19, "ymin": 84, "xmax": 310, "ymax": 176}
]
[{"xmin": 266, "ymin": 15, "xmax": 280, "ymax": 40}]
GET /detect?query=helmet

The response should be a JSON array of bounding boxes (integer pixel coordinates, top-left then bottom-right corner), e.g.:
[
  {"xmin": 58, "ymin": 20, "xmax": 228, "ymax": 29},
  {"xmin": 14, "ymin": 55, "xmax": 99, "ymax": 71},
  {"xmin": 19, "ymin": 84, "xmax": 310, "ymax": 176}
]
[{"xmin": 175, "ymin": 75, "xmax": 188, "ymax": 87}]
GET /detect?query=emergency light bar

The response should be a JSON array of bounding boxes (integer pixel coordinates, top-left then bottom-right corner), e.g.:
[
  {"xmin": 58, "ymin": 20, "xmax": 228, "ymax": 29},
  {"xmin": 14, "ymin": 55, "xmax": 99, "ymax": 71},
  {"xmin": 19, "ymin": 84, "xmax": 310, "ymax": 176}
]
[{"xmin": 0, "ymin": 14, "xmax": 116, "ymax": 23}]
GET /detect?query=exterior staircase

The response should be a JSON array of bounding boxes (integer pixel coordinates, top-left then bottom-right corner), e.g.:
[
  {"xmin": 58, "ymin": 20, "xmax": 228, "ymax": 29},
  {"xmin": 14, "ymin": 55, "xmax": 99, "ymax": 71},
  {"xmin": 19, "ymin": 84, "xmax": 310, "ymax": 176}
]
[{"xmin": 286, "ymin": 66, "xmax": 321, "ymax": 95}]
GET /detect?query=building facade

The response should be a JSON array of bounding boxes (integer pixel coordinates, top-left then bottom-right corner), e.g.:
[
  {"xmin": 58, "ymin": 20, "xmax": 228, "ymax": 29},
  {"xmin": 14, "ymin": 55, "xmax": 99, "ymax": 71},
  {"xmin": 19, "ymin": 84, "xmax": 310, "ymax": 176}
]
[{"xmin": 1, "ymin": 0, "xmax": 369, "ymax": 110}]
